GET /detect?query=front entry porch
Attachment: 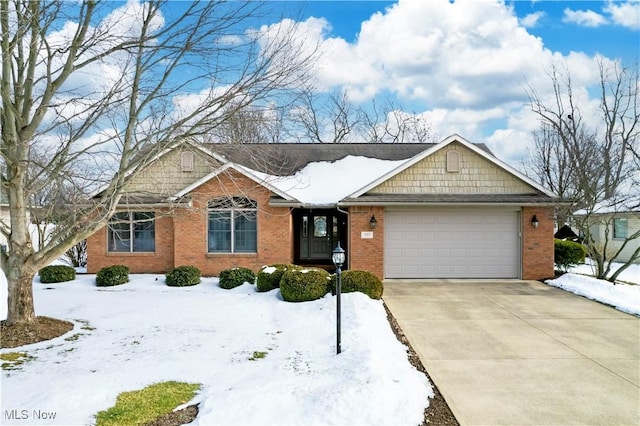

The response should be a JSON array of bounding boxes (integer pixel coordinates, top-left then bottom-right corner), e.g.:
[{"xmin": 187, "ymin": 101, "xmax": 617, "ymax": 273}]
[{"xmin": 293, "ymin": 208, "xmax": 348, "ymax": 268}]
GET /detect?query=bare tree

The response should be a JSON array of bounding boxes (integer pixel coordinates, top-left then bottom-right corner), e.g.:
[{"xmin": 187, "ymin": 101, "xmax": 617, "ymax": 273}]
[
  {"xmin": 0, "ymin": 0, "xmax": 315, "ymax": 325},
  {"xmin": 527, "ymin": 59, "xmax": 639, "ymax": 281},
  {"xmin": 286, "ymin": 88, "xmax": 437, "ymax": 144},
  {"xmin": 208, "ymin": 101, "xmax": 283, "ymax": 144},
  {"xmin": 286, "ymin": 87, "xmax": 363, "ymax": 143},
  {"xmin": 362, "ymin": 99, "xmax": 438, "ymax": 144}
]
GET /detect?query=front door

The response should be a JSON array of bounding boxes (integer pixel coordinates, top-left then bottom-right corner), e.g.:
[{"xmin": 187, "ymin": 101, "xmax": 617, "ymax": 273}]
[
  {"xmin": 309, "ymin": 214, "xmax": 331, "ymax": 258},
  {"xmin": 296, "ymin": 209, "xmax": 347, "ymax": 264}
]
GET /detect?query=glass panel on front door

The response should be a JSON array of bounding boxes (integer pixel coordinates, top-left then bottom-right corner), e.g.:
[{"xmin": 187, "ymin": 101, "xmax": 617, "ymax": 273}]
[{"xmin": 314, "ymin": 216, "xmax": 327, "ymax": 237}]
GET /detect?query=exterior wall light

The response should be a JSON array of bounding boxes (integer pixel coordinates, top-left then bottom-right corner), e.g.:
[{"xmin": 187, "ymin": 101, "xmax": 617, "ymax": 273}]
[
  {"xmin": 531, "ymin": 215, "xmax": 539, "ymax": 228},
  {"xmin": 332, "ymin": 242, "xmax": 345, "ymax": 355},
  {"xmin": 369, "ymin": 215, "xmax": 378, "ymax": 229}
]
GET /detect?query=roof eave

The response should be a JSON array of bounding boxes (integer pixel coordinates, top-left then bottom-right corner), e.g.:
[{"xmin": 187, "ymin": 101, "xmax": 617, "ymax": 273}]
[
  {"xmin": 338, "ymin": 200, "xmax": 563, "ymax": 207},
  {"xmin": 268, "ymin": 199, "xmax": 337, "ymax": 209}
]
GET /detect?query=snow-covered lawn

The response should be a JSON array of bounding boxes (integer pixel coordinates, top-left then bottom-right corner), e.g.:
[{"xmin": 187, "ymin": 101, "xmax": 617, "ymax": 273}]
[
  {"xmin": 545, "ymin": 261, "xmax": 640, "ymax": 316},
  {"xmin": 0, "ymin": 274, "xmax": 431, "ymax": 426},
  {"xmin": 568, "ymin": 259, "xmax": 639, "ymax": 285}
]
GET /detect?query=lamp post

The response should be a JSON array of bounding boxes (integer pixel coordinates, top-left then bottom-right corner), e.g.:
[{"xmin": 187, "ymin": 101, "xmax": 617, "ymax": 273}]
[{"xmin": 332, "ymin": 242, "xmax": 345, "ymax": 355}]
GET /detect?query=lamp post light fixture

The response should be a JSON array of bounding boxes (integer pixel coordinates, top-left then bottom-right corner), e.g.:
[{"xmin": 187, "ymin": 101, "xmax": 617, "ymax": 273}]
[
  {"xmin": 332, "ymin": 242, "xmax": 346, "ymax": 355},
  {"xmin": 369, "ymin": 215, "xmax": 378, "ymax": 229},
  {"xmin": 531, "ymin": 215, "xmax": 539, "ymax": 228}
]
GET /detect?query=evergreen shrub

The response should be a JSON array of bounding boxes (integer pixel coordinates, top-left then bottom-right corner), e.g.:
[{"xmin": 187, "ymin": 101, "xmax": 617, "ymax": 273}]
[
  {"xmin": 280, "ymin": 268, "xmax": 330, "ymax": 302},
  {"xmin": 39, "ymin": 265, "xmax": 76, "ymax": 283},
  {"xmin": 329, "ymin": 270, "xmax": 383, "ymax": 300},
  {"xmin": 96, "ymin": 265, "xmax": 129, "ymax": 287},
  {"xmin": 554, "ymin": 239, "xmax": 587, "ymax": 272},
  {"xmin": 219, "ymin": 267, "xmax": 256, "ymax": 289},
  {"xmin": 166, "ymin": 266, "xmax": 201, "ymax": 287},
  {"xmin": 256, "ymin": 264, "xmax": 298, "ymax": 292}
]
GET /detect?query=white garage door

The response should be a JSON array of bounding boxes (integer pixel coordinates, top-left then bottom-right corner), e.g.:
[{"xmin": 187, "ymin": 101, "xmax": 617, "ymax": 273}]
[{"xmin": 385, "ymin": 209, "xmax": 520, "ymax": 279}]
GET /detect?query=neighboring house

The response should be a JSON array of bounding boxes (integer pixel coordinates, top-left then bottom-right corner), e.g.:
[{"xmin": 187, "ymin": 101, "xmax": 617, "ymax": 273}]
[
  {"xmin": 574, "ymin": 202, "xmax": 640, "ymax": 264},
  {"xmin": 87, "ymin": 134, "xmax": 561, "ymax": 280}
]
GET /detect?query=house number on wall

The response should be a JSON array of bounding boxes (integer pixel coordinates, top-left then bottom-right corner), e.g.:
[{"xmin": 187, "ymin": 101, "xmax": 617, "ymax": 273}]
[{"xmin": 361, "ymin": 231, "xmax": 374, "ymax": 239}]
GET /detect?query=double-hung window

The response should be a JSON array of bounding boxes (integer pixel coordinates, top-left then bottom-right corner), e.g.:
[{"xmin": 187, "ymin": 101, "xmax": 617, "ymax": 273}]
[
  {"xmin": 208, "ymin": 197, "xmax": 257, "ymax": 253},
  {"xmin": 108, "ymin": 212, "xmax": 155, "ymax": 252},
  {"xmin": 613, "ymin": 217, "xmax": 628, "ymax": 240}
]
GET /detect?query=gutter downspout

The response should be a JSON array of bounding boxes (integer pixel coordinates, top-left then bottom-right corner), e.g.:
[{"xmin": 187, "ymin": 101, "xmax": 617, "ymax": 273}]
[{"xmin": 336, "ymin": 203, "xmax": 349, "ymax": 270}]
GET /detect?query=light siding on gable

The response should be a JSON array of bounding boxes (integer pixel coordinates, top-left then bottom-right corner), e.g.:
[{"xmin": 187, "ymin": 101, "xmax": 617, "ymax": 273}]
[
  {"xmin": 125, "ymin": 148, "xmax": 221, "ymax": 196},
  {"xmin": 370, "ymin": 142, "xmax": 537, "ymax": 195}
]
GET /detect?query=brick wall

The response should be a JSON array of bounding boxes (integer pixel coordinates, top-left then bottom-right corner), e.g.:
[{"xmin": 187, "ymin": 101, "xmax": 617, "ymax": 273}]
[
  {"xmin": 172, "ymin": 170, "xmax": 293, "ymax": 276},
  {"xmin": 348, "ymin": 206, "xmax": 385, "ymax": 279},
  {"xmin": 522, "ymin": 206, "xmax": 555, "ymax": 280},
  {"xmin": 87, "ymin": 213, "xmax": 174, "ymax": 273},
  {"xmin": 87, "ymin": 170, "xmax": 293, "ymax": 275}
]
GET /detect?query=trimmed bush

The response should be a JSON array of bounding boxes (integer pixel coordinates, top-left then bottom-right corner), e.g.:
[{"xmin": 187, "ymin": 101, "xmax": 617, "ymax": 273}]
[
  {"xmin": 280, "ymin": 268, "xmax": 330, "ymax": 302},
  {"xmin": 166, "ymin": 266, "xmax": 201, "ymax": 287},
  {"xmin": 219, "ymin": 267, "xmax": 256, "ymax": 290},
  {"xmin": 96, "ymin": 265, "xmax": 129, "ymax": 287},
  {"xmin": 554, "ymin": 239, "xmax": 587, "ymax": 272},
  {"xmin": 39, "ymin": 265, "xmax": 76, "ymax": 283},
  {"xmin": 256, "ymin": 264, "xmax": 298, "ymax": 292},
  {"xmin": 329, "ymin": 270, "xmax": 383, "ymax": 300}
]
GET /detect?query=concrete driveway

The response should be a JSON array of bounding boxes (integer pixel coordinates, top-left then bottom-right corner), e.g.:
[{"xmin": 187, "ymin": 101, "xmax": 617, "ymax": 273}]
[{"xmin": 383, "ymin": 280, "xmax": 640, "ymax": 426}]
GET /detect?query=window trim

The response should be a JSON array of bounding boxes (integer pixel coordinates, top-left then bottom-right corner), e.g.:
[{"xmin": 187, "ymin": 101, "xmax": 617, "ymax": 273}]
[
  {"xmin": 107, "ymin": 211, "xmax": 156, "ymax": 253},
  {"xmin": 207, "ymin": 197, "xmax": 257, "ymax": 254},
  {"xmin": 180, "ymin": 151, "xmax": 195, "ymax": 172},
  {"xmin": 613, "ymin": 217, "xmax": 628, "ymax": 240},
  {"xmin": 446, "ymin": 150, "xmax": 460, "ymax": 173}
]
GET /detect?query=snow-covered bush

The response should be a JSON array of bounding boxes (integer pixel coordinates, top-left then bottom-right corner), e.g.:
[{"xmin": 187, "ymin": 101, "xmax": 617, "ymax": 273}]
[
  {"xmin": 256, "ymin": 264, "xmax": 299, "ymax": 292},
  {"xmin": 280, "ymin": 268, "xmax": 329, "ymax": 302},
  {"xmin": 219, "ymin": 267, "xmax": 255, "ymax": 289},
  {"xmin": 330, "ymin": 270, "xmax": 383, "ymax": 300},
  {"xmin": 96, "ymin": 265, "xmax": 129, "ymax": 287},
  {"xmin": 166, "ymin": 266, "xmax": 201, "ymax": 287}
]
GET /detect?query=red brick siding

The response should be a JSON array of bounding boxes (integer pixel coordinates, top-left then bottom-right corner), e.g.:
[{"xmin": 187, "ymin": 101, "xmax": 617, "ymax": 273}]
[
  {"xmin": 87, "ymin": 171, "xmax": 293, "ymax": 275},
  {"xmin": 87, "ymin": 213, "xmax": 174, "ymax": 273},
  {"xmin": 172, "ymin": 170, "xmax": 292, "ymax": 276},
  {"xmin": 522, "ymin": 206, "xmax": 555, "ymax": 280},
  {"xmin": 348, "ymin": 206, "xmax": 385, "ymax": 280}
]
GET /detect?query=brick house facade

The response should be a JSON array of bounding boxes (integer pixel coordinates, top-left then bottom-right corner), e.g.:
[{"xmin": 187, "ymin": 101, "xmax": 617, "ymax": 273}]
[{"xmin": 87, "ymin": 135, "xmax": 561, "ymax": 280}]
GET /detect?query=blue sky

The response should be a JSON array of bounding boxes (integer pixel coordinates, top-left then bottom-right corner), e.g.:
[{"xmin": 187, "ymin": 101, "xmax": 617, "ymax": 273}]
[
  {"xmin": 46, "ymin": 0, "xmax": 640, "ymax": 165},
  {"xmin": 293, "ymin": 1, "xmax": 638, "ymax": 61},
  {"xmin": 251, "ymin": 0, "xmax": 639, "ymax": 162}
]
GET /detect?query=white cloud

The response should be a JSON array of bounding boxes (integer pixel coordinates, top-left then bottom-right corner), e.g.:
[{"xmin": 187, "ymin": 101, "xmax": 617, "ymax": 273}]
[
  {"xmin": 285, "ymin": 0, "xmax": 555, "ymax": 110},
  {"xmin": 562, "ymin": 8, "xmax": 608, "ymax": 27},
  {"xmin": 230, "ymin": 1, "xmax": 631, "ymax": 164},
  {"xmin": 485, "ymin": 128, "xmax": 533, "ymax": 165},
  {"xmin": 520, "ymin": 11, "xmax": 546, "ymax": 28},
  {"xmin": 604, "ymin": 1, "xmax": 640, "ymax": 30}
]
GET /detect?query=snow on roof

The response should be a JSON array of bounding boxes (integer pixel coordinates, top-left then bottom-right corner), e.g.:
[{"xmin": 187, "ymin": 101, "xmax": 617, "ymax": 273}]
[
  {"xmin": 574, "ymin": 195, "xmax": 640, "ymax": 215},
  {"xmin": 251, "ymin": 156, "xmax": 407, "ymax": 205}
]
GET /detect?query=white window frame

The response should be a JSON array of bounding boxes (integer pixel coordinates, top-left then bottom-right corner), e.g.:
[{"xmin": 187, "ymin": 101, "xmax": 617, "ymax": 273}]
[
  {"xmin": 207, "ymin": 197, "xmax": 257, "ymax": 253},
  {"xmin": 613, "ymin": 217, "xmax": 628, "ymax": 240}
]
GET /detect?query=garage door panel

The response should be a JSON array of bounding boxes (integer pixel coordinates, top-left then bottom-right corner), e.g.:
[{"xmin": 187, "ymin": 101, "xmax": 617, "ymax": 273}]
[
  {"xmin": 420, "ymin": 231, "xmax": 435, "ymax": 240},
  {"xmin": 385, "ymin": 210, "xmax": 519, "ymax": 279},
  {"xmin": 420, "ymin": 248, "xmax": 435, "ymax": 257}
]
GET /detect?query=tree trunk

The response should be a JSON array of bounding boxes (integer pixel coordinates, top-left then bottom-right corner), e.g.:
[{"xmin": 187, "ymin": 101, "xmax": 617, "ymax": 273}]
[{"xmin": 5, "ymin": 263, "xmax": 37, "ymax": 325}]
